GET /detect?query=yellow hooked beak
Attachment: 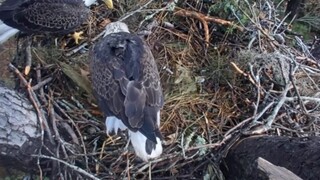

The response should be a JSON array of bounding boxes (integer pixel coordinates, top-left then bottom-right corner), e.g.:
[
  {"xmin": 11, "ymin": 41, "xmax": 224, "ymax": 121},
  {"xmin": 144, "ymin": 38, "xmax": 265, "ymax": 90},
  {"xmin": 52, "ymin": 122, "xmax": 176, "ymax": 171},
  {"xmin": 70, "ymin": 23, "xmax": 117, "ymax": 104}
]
[{"xmin": 103, "ymin": 0, "xmax": 113, "ymax": 9}]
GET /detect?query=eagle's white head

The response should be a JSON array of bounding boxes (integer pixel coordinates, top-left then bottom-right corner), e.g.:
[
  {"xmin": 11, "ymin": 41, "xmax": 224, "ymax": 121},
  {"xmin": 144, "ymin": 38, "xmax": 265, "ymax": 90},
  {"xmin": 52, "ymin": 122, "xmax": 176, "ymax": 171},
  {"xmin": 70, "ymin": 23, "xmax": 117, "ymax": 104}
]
[
  {"xmin": 83, "ymin": 0, "xmax": 113, "ymax": 8},
  {"xmin": 103, "ymin": 22, "xmax": 130, "ymax": 37}
]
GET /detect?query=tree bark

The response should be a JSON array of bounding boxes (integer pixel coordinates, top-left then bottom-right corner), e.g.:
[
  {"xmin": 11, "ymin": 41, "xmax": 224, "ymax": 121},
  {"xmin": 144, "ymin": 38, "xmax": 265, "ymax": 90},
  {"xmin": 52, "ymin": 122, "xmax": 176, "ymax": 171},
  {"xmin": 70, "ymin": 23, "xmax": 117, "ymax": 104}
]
[
  {"xmin": 0, "ymin": 83, "xmax": 93, "ymax": 179},
  {"xmin": 0, "ymin": 84, "xmax": 42, "ymax": 172},
  {"xmin": 222, "ymin": 136, "xmax": 320, "ymax": 180}
]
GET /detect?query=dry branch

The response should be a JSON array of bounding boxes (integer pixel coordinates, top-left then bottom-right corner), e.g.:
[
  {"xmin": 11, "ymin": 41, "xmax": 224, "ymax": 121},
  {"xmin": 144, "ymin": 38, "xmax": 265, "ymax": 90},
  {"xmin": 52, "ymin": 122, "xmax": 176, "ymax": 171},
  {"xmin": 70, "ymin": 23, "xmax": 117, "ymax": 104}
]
[
  {"xmin": 174, "ymin": 8, "xmax": 244, "ymax": 47},
  {"xmin": 256, "ymin": 157, "xmax": 302, "ymax": 180}
]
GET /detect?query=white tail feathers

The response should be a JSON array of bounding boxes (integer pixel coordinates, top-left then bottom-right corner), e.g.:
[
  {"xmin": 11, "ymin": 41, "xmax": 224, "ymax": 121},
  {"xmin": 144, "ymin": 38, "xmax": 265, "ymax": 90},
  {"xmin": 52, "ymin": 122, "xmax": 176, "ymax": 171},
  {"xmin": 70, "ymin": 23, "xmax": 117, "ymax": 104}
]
[
  {"xmin": 105, "ymin": 115, "xmax": 163, "ymax": 161},
  {"xmin": 0, "ymin": 22, "xmax": 19, "ymax": 44},
  {"xmin": 129, "ymin": 130, "xmax": 163, "ymax": 162}
]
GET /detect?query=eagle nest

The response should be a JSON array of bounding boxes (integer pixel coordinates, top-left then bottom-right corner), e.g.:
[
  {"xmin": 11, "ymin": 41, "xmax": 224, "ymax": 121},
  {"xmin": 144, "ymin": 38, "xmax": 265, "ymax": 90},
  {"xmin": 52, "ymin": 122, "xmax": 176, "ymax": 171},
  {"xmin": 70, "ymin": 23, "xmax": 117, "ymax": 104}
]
[{"xmin": 1, "ymin": 0, "xmax": 320, "ymax": 179}]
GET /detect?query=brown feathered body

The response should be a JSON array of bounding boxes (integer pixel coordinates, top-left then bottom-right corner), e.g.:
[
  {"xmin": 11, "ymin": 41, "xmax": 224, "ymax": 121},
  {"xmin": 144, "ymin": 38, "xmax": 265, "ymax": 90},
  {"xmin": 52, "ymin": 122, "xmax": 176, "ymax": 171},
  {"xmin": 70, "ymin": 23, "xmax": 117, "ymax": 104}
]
[
  {"xmin": 90, "ymin": 27, "xmax": 164, "ymax": 161},
  {"xmin": 0, "ymin": 0, "xmax": 90, "ymax": 34}
]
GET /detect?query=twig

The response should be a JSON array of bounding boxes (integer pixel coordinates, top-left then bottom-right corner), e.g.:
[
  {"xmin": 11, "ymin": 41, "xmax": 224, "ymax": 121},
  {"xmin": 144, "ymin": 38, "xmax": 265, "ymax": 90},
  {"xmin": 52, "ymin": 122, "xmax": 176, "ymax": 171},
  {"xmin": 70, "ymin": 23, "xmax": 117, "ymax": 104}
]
[
  {"xmin": 49, "ymin": 102, "xmax": 60, "ymax": 141},
  {"xmin": 36, "ymin": 148, "xmax": 44, "ymax": 180},
  {"xmin": 186, "ymin": 135, "xmax": 230, "ymax": 151},
  {"xmin": 230, "ymin": 62, "xmax": 256, "ymax": 85},
  {"xmin": 24, "ymin": 36, "xmax": 32, "ymax": 75},
  {"xmin": 136, "ymin": 155, "xmax": 174, "ymax": 172},
  {"xmin": 60, "ymin": 120, "xmax": 80, "ymax": 145},
  {"xmin": 295, "ymin": 36, "xmax": 315, "ymax": 59},
  {"xmin": 174, "ymin": 8, "xmax": 244, "ymax": 32},
  {"xmin": 127, "ymin": 155, "xmax": 131, "ymax": 180},
  {"xmin": 249, "ymin": 64, "xmax": 262, "ymax": 117},
  {"xmin": 265, "ymin": 84, "xmax": 292, "ymax": 128},
  {"xmin": 32, "ymin": 77, "xmax": 53, "ymax": 90},
  {"xmin": 252, "ymin": 101, "xmax": 275, "ymax": 123},
  {"xmin": 285, "ymin": 96, "xmax": 320, "ymax": 103},
  {"xmin": 35, "ymin": 63, "xmax": 47, "ymax": 104},
  {"xmin": 96, "ymin": 139, "xmax": 107, "ymax": 174},
  {"xmin": 174, "ymin": 8, "xmax": 244, "ymax": 48},
  {"xmin": 119, "ymin": 0, "xmax": 155, "ymax": 22},
  {"xmin": 33, "ymin": 155, "xmax": 100, "ymax": 180},
  {"xmin": 51, "ymin": 99, "xmax": 89, "ymax": 170},
  {"xmin": 224, "ymin": 117, "xmax": 253, "ymax": 137},
  {"xmin": 48, "ymin": 102, "xmax": 68, "ymax": 158},
  {"xmin": 8, "ymin": 63, "xmax": 54, "ymax": 144},
  {"xmin": 148, "ymin": 162, "xmax": 151, "ymax": 180}
]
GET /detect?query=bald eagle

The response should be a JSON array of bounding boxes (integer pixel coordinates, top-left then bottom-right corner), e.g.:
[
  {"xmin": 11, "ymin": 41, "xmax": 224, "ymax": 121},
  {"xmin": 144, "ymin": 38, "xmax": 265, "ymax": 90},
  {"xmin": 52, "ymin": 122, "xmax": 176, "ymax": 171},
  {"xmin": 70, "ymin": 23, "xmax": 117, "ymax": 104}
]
[
  {"xmin": 90, "ymin": 22, "xmax": 164, "ymax": 161},
  {"xmin": 0, "ymin": 0, "xmax": 113, "ymax": 44}
]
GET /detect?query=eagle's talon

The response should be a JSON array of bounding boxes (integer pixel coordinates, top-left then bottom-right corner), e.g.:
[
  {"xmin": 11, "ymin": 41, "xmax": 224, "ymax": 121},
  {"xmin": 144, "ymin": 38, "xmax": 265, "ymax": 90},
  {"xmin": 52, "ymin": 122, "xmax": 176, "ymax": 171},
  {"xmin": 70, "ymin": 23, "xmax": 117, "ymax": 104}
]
[{"xmin": 70, "ymin": 31, "xmax": 84, "ymax": 44}]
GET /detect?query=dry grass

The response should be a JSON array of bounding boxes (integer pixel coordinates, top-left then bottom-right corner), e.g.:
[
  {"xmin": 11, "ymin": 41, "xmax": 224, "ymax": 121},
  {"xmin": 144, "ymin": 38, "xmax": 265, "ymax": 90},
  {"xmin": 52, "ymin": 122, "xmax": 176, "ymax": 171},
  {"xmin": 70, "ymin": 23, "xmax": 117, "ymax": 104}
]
[{"xmin": 2, "ymin": 0, "xmax": 320, "ymax": 179}]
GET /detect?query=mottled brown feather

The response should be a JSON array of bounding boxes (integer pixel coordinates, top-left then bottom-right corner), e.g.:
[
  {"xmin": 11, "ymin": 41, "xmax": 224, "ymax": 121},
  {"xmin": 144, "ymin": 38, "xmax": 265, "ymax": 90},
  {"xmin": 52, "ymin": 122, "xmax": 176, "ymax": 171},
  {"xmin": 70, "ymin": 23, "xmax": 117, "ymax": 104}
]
[
  {"xmin": 90, "ymin": 32, "xmax": 163, "ymax": 143},
  {"xmin": 0, "ymin": 0, "xmax": 90, "ymax": 34}
]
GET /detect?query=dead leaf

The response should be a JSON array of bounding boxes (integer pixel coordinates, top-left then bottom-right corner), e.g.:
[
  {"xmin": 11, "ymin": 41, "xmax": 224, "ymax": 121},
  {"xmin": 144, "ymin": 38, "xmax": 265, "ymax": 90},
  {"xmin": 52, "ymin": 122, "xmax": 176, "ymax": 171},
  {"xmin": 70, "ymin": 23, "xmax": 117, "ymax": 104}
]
[{"xmin": 58, "ymin": 61, "xmax": 92, "ymax": 95}]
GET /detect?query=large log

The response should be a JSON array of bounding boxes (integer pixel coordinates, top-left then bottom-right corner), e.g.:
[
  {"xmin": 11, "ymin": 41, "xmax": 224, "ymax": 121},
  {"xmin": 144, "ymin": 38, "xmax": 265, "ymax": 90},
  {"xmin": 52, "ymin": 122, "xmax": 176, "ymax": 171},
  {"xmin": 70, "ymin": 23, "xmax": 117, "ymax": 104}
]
[
  {"xmin": 223, "ymin": 136, "xmax": 320, "ymax": 180},
  {"xmin": 0, "ymin": 83, "xmax": 99, "ymax": 179},
  {"xmin": 0, "ymin": 84, "xmax": 42, "ymax": 172}
]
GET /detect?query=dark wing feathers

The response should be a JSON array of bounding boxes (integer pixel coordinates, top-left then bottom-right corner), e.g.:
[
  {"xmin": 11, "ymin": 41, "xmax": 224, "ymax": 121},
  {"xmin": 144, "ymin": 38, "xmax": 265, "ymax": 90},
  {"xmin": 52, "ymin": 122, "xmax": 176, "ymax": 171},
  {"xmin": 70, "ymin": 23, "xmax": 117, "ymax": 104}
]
[
  {"xmin": 0, "ymin": 0, "xmax": 89, "ymax": 34},
  {"xmin": 142, "ymin": 44, "xmax": 164, "ymax": 107},
  {"xmin": 123, "ymin": 39, "xmax": 143, "ymax": 80},
  {"xmin": 140, "ymin": 106, "xmax": 162, "ymax": 143},
  {"xmin": 90, "ymin": 32, "xmax": 163, "ymax": 143},
  {"xmin": 124, "ymin": 81, "xmax": 146, "ymax": 128}
]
